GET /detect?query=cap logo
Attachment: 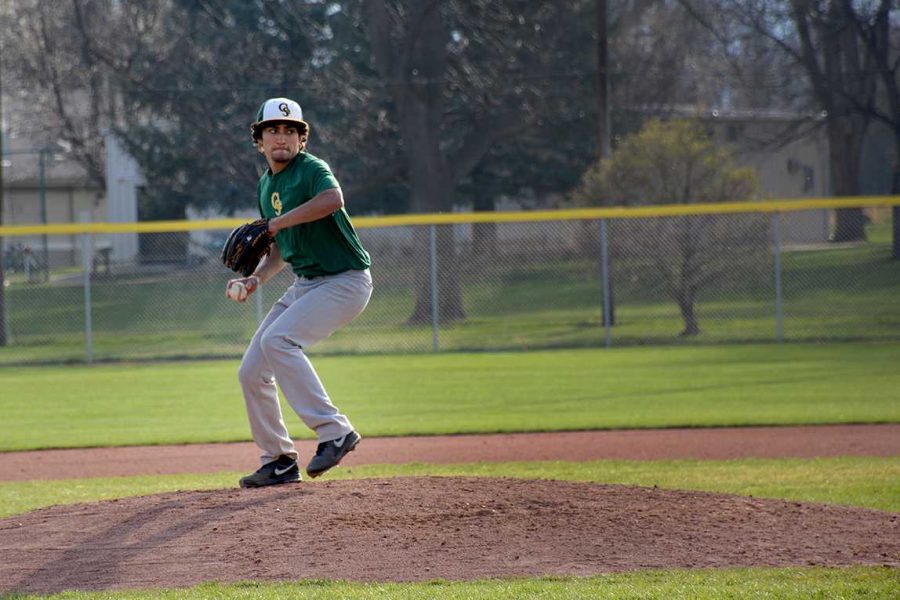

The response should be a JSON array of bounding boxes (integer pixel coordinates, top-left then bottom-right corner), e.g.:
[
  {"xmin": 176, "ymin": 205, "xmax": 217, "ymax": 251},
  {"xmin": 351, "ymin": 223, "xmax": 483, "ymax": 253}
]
[{"xmin": 278, "ymin": 102, "xmax": 291, "ymax": 117}]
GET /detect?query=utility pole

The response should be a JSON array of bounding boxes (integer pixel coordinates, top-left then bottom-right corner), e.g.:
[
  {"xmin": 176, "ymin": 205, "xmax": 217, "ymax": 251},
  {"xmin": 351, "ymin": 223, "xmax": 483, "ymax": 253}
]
[
  {"xmin": 0, "ymin": 35, "xmax": 7, "ymax": 346},
  {"xmin": 597, "ymin": 0, "xmax": 615, "ymax": 326},
  {"xmin": 597, "ymin": 0, "xmax": 611, "ymax": 159}
]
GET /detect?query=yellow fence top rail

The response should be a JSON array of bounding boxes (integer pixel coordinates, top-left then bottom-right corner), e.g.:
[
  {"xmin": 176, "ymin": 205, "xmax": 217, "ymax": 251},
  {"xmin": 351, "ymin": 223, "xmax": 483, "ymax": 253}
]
[{"xmin": 0, "ymin": 195, "xmax": 897, "ymax": 237}]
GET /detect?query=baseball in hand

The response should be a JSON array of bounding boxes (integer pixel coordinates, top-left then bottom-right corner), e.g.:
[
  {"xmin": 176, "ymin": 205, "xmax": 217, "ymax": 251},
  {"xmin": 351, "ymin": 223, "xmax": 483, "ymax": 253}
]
[{"xmin": 227, "ymin": 281, "xmax": 248, "ymax": 302}]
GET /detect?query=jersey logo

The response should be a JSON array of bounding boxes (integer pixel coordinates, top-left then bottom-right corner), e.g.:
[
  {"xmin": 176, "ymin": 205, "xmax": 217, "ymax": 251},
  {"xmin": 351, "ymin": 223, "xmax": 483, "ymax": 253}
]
[
  {"xmin": 278, "ymin": 102, "xmax": 290, "ymax": 117},
  {"xmin": 271, "ymin": 192, "xmax": 283, "ymax": 215}
]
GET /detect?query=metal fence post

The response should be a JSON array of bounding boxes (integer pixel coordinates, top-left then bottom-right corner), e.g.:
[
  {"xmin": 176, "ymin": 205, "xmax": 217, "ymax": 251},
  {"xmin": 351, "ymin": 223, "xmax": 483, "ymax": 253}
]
[
  {"xmin": 38, "ymin": 148, "xmax": 50, "ymax": 282},
  {"xmin": 429, "ymin": 224, "xmax": 440, "ymax": 352},
  {"xmin": 772, "ymin": 212, "xmax": 784, "ymax": 343},
  {"xmin": 255, "ymin": 282, "xmax": 264, "ymax": 324},
  {"xmin": 599, "ymin": 219, "xmax": 612, "ymax": 348},
  {"xmin": 0, "ymin": 262, "xmax": 9, "ymax": 345},
  {"xmin": 79, "ymin": 214, "xmax": 94, "ymax": 364}
]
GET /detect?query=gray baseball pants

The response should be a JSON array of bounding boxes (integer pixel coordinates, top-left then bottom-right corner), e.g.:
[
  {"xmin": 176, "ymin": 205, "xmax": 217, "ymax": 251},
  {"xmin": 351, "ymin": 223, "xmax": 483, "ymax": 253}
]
[{"xmin": 238, "ymin": 268, "xmax": 372, "ymax": 465}]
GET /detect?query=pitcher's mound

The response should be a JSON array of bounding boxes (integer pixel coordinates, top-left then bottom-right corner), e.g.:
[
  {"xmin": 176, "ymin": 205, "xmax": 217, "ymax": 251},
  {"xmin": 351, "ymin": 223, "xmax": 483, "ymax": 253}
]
[{"xmin": 1, "ymin": 477, "xmax": 897, "ymax": 594}]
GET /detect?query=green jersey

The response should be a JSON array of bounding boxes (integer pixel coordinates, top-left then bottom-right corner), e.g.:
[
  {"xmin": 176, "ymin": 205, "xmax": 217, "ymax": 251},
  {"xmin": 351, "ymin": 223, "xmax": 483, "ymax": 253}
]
[{"xmin": 257, "ymin": 152, "xmax": 371, "ymax": 278}]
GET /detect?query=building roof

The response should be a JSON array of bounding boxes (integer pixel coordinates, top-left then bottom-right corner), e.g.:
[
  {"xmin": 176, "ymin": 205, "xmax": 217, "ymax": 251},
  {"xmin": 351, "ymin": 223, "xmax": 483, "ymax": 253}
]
[
  {"xmin": 2, "ymin": 151, "xmax": 97, "ymax": 190},
  {"xmin": 623, "ymin": 104, "xmax": 826, "ymax": 123},
  {"xmin": 2, "ymin": 92, "xmax": 101, "ymax": 190}
]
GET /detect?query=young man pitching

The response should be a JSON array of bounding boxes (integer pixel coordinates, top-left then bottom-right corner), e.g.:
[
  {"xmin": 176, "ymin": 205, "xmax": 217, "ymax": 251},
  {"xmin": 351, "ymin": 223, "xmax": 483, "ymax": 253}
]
[{"xmin": 226, "ymin": 97, "xmax": 372, "ymax": 487}]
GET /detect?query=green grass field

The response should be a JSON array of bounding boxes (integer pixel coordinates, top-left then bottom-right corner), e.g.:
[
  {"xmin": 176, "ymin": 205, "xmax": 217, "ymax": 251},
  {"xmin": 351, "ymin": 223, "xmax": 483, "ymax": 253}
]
[
  {"xmin": 0, "ymin": 343, "xmax": 897, "ymax": 451},
  {"xmin": 2, "ymin": 456, "xmax": 898, "ymax": 519},
  {"xmin": 1, "ymin": 342, "xmax": 896, "ymax": 597},
  {"xmin": 4, "ymin": 567, "xmax": 896, "ymax": 600}
]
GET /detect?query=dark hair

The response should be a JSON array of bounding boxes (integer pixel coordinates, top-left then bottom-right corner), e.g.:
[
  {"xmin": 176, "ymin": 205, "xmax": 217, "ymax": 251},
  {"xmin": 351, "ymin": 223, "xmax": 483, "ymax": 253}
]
[{"xmin": 250, "ymin": 120, "xmax": 310, "ymax": 142}]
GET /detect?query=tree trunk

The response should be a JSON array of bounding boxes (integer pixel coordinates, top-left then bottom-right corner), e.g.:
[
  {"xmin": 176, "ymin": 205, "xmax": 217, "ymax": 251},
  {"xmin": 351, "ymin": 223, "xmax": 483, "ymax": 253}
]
[
  {"xmin": 389, "ymin": 2, "xmax": 464, "ymax": 325},
  {"xmin": 893, "ymin": 159, "xmax": 900, "ymax": 260},
  {"xmin": 893, "ymin": 205, "xmax": 900, "ymax": 260},
  {"xmin": 472, "ymin": 194, "xmax": 497, "ymax": 258},
  {"xmin": 827, "ymin": 117, "xmax": 868, "ymax": 242},
  {"xmin": 362, "ymin": 0, "xmax": 536, "ymax": 325},
  {"xmin": 832, "ymin": 207, "xmax": 867, "ymax": 242},
  {"xmin": 785, "ymin": 1, "xmax": 872, "ymax": 243},
  {"xmin": 362, "ymin": 0, "xmax": 464, "ymax": 324},
  {"xmin": 400, "ymin": 88, "xmax": 465, "ymax": 324},
  {"xmin": 676, "ymin": 292, "xmax": 700, "ymax": 336}
]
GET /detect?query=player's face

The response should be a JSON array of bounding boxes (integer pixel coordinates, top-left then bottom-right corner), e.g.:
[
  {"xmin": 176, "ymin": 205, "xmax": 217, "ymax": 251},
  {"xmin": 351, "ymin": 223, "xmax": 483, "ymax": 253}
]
[{"xmin": 258, "ymin": 123, "xmax": 302, "ymax": 165}]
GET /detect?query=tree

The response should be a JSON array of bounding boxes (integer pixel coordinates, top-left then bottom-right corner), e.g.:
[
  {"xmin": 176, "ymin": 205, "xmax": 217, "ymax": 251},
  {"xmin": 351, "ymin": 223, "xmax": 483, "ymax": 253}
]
[
  {"xmin": 3, "ymin": 0, "xmax": 119, "ymax": 188},
  {"xmin": 87, "ymin": 1, "xmax": 316, "ymax": 219},
  {"xmin": 679, "ymin": 0, "xmax": 883, "ymax": 242},
  {"xmin": 362, "ymin": 0, "xmax": 585, "ymax": 323},
  {"xmin": 63, "ymin": 1, "xmax": 403, "ymax": 259},
  {"xmin": 613, "ymin": 0, "xmax": 743, "ymax": 111},
  {"xmin": 848, "ymin": 0, "xmax": 900, "ymax": 258},
  {"xmin": 4, "ymin": 1, "xmax": 189, "ymax": 261},
  {"xmin": 789, "ymin": 0, "xmax": 878, "ymax": 241},
  {"xmin": 572, "ymin": 120, "xmax": 763, "ymax": 336}
]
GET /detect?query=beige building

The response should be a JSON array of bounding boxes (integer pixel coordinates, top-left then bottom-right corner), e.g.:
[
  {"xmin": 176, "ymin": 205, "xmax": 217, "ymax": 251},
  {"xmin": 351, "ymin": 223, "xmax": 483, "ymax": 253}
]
[
  {"xmin": 635, "ymin": 106, "xmax": 833, "ymax": 245},
  {"xmin": 2, "ymin": 129, "xmax": 141, "ymax": 272},
  {"xmin": 2, "ymin": 141, "xmax": 106, "ymax": 271},
  {"xmin": 703, "ymin": 108, "xmax": 832, "ymax": 245}
]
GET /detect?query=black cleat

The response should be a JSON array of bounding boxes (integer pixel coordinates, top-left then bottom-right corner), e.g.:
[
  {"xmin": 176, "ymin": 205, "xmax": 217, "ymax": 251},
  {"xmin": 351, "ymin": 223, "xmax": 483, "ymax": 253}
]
[
  {"xmin": 239, "ymin": 455, "xmax": 301, "ymax": 488},
  {"xmin": 306, "ymin": 431, "xmax": 361, "ymax": 478}
]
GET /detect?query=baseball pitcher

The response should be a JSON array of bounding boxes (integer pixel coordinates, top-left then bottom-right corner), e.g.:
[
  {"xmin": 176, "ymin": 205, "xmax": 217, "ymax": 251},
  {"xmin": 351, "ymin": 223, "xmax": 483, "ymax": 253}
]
[{"xmin": 225, "ymin": 97, "xmax": 372, "ymax": 487}]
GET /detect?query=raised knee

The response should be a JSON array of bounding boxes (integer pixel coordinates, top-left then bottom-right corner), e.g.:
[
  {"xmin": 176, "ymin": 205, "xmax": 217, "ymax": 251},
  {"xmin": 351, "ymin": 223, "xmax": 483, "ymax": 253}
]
[
  {"xmin": 259, "ymin": 329, "xmax": 298, "ymax": 357},
  {"xmin": 237, "ymin": 359, "xmax": 254, "ymax": 385},
  {"xmin": 258, "ymin": 330, "xmax": 278, "ymax": 356},
  {"xmin": 238, "ymin": 354, "xmax": 269, "ymax": 386}
]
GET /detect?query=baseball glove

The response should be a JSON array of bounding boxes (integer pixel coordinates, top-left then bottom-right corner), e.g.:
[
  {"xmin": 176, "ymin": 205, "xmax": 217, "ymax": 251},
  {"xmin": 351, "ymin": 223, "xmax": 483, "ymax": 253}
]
[{"xmin": 221, "ymin": 219, "xmax": 272, "ymax": 277}]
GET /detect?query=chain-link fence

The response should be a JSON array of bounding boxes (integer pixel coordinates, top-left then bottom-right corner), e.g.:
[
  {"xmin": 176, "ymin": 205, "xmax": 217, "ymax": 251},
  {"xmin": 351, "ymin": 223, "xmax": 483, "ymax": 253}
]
[{"xmin": 0, "ymin": 203, "xmax": 897, "ymax": 365}]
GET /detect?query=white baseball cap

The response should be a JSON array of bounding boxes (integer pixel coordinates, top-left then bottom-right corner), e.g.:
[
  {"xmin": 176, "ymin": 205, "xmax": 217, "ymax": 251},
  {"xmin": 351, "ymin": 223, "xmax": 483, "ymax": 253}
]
[{"xmin": 250, "ymin": 97, "xmax": 308, "ymax": 139}]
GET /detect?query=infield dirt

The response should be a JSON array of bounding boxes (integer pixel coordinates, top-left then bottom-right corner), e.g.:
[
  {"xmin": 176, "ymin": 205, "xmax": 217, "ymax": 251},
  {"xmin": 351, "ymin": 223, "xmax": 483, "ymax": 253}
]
[
  {"xmin": 1, "ymin": 424, "xmax": 898, "ymax": 481},
  {"xmin": 1, "ymin": 477, "xmax": 898, "ymax": 594},
  {"xmin": 0, "ymin": 425, "xmax": 898, "ymax": 594}
]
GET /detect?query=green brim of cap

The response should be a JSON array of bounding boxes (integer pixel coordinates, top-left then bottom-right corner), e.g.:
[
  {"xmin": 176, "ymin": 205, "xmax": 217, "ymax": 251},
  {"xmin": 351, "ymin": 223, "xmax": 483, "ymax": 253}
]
[{"xmin": 250, "ymin": 118, "xmax": 310, "ymax": 139}]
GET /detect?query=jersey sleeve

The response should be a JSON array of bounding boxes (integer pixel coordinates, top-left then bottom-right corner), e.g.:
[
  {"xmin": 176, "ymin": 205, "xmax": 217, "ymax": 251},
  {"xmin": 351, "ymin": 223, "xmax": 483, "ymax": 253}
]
[{"xmin": 309, "ymin": 159, "xmax": 340, "ymax": 197}]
